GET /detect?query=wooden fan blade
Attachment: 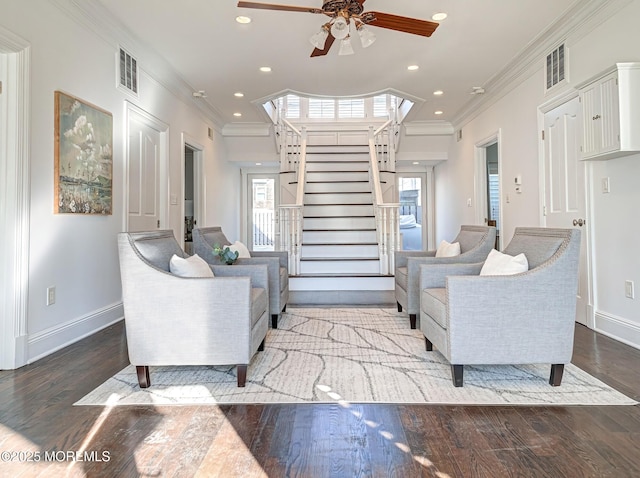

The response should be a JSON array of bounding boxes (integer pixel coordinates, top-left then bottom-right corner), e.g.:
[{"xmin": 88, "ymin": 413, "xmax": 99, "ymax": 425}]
[
  {"xmin": 311, "ymin": 33, "xmax": 336, "ymax": 57},
  {"xmin": 365, "ymin": 11, "xmax": 439, "ymax": 37},
  {"xmin": 237, "ymin": 1, "xmax": 323, "ymax": 14}
]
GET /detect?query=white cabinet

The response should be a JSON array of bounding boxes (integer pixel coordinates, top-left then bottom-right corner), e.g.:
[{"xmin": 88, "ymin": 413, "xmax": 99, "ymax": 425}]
[{"xmin": 578, "ymin": 63, "xmax": 640, "ymax": 160}]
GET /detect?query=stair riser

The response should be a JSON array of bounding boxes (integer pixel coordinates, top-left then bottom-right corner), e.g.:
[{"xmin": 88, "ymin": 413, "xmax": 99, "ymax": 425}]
[
  {"xmin": 302, "ymin": 244, "xmax": 379, "ymax": 258},
  {"xmin": 303, "ymin": 230, "xmax": 378, "ymax": 243},
  {"xmin": 304, "ymin": 217, "xmax": 375, "ymax": 230},
  {"xmin": 304, "ymin": 205, "xmax": 374, "ymax": 217},
  {"xmin": 307, "ymin": 171, "xmax": 369, "ymax": 182},
  {"xmin": 306, "ymin": 161, "xmax": 369, "ymax": 172},
  {"xmin": 300, "ymin": 260, "xmax": 380, "ymax": 274},
  {"xmin": 305, "ymin": 182, "xmax": 371, "ymax": 193},
  {"xmin": 289, "ymin": 276, "xmax": 395, "ymax": 291},
  {"xmin": 304, "ymin": 192, "xmax": 373, "ymax": 205}
]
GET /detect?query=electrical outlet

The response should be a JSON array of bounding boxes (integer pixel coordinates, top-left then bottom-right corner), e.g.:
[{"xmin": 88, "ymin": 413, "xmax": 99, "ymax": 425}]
[
  {"xmin": 625, "ymin": 280, "xmax": 635, "ymax": 299},
  {"xmin": 47, "ymin": 286, "xmax": 56, "ymax": 306}
]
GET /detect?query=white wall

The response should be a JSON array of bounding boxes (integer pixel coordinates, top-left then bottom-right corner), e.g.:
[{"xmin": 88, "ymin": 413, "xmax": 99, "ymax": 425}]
[
  {"xmin": 1, "ymin": 0, "xmax": 240, "ymax": 363},
  {"xmin": 436, "ymin": 0, "xmax": 640, "ymax": 348}
]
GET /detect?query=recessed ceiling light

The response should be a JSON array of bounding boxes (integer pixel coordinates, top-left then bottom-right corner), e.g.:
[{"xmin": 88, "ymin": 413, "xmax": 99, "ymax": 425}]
[
  {"xmin": 413, "ymin": 162, "xmax": 420, "ymax": 165},
  {"xmin": 234, "ymin": 92, "xmax": 244, "ymax": 98},
  {"xmin": 434, "ymin": 110, "xmax": 443, "ymax": 115},
  {"xmin": 407, "ymin": 65, "xmax": 419, "ymax": 71},
  {"xmin": 432, "ymin": 12, "xmax": 447, "ymax": 21},
  {"xmin": 256, "ymin": 162, "xmax": 262, "ymax": 166},
  {"xmin": 236, "ymin": 16, "xmax": 251, "ymax": 24},
  {"xmin": 259, "ymin": 66, "xmax": 271, "ymax": 73},
  {"xmin": 433, "ymin": 90, "xmax": 444, "ymax": 96},
  {"xmin": 233, "ymin": 112, "xmax": 242, "ymax": 117}
]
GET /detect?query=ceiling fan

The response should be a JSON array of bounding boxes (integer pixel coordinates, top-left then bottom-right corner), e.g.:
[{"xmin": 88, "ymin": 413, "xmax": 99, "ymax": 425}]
[{"xmin": 237, "ymin": 1, "xmax": 439, "ymax": 57}]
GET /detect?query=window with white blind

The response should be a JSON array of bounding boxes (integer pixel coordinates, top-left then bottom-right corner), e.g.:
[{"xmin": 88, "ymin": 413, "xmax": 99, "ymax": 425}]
[
  {"xmin": 338, "ymin": 98, "xmax": 365, "ymax": 118},
  {"xmin": 373, "ymin": 94, "xmax": 398, "ymax": 117},
  {"xmin": 285, "ymin": 95, "xmax": 300, "ymax": 119},
  {"xmin": 308, "ymin": 98, "xmax": 335, "ymax": 119}
]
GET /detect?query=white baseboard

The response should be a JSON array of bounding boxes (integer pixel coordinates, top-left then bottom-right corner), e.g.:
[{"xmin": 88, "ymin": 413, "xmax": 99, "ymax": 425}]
[
  {"xmin": 28, "ymin": 302, "xmax": 124, "ymax": 364},
  {"xmin": 594, "ymin": 310, "xmax": 640, "ymax": 351}
]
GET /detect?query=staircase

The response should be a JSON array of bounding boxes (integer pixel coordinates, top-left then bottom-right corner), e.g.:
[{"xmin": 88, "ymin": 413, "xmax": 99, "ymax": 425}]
[{"xmin": 288, "ymin": 144, "xmax": 395, "ymax": 304}]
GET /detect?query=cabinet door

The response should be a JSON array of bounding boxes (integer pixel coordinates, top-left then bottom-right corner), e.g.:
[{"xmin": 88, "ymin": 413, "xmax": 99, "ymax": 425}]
[
  {"xmin": 598, "ymin": 72, "xmax": 621, "ymax": 154},
  {"xmin": 580, "ymin": 84, "xmax": 600, "ymax": 158}
]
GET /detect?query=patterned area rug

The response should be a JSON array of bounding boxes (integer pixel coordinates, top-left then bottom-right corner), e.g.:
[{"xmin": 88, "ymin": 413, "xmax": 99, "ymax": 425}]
[{"xmin": 75, "ymin": 308, "xmax": 636, "ymax": 406}]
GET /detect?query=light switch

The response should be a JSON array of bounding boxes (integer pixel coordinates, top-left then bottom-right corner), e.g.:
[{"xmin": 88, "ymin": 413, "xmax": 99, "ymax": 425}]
[
  {"xmin": 602, "ymin": 177, "xmax": 610, "ymax": 194},
  {"xmin": 170, "ymin": 194, "xmax": 178, "ymax": 205}
]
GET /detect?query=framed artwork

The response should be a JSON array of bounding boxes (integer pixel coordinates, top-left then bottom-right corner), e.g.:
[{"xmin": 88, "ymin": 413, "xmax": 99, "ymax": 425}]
[{"xmin": 54, "ymin": 91, "xmax": 113, "ymax": 214}]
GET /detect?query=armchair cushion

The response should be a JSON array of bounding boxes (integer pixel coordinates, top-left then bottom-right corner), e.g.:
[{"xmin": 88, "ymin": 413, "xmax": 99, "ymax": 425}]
[
  {"xmin": 480, "ymin": 249, "xmax": 528, "ymax": 276},
  {"xmin": 396, "ymin": 267, "xmax": 409, "ymax": 291},
  {"xmin": 435, "ymin": 240, "xmax": 461, "ymax": 258},
  {"xmin": 421, "ymin": 288, "xmax": 447, "ymax": 329},
  {"xmin": 169, "ymin": 254, "xmax": 214, "ymax": 278},
  {"xmin": 251, "ymin": 288, "xmax": 268, "ymax": 327}
]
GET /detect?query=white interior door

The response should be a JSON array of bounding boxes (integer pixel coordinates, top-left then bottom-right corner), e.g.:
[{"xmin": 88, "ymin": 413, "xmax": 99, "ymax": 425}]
[
  {"xmin": 543, "ymin": 97, "xmax": 590, "ymax": 326},
  {"xmin": 126, "ymin": 108, "xmax": 167, "ymax": 232}
]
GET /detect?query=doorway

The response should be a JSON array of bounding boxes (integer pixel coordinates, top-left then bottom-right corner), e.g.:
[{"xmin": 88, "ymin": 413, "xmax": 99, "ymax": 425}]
[
  {"xmin": 247, "ymin": 174, "xmax": 278, "ymax": 251},
  {"xmin": 0, "ymin": 31, "xmax": 30, "ymax": 369},
  {"xmin": 397, "ymin": 175, "xmax": 426, "ymax": 250},
  {"xmin": 182, "ymin": 138, "xmax": 204, "ymax": 254},
  {"xmin": 475, "ymin": 133, "xmax": 502, "ymax": 249}
]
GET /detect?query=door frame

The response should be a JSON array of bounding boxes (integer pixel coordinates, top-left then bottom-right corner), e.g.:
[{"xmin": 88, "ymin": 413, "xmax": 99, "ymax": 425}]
[
  {"xmin": 474, "ymin": 130, "xmax": 503, "ymax": 249},
  {"xmin": 181, "ymin": 133, "xmax": 205, "ymax": 249},
  {"xmin": 0, "ymin": 29, "xmax": 30, "ymax": 369},
  {"xmin": 538, "ymin": 90, "xmax": 596, "ymax": 329},
  {"xmin": 123, "ymin": 101, "xmax": 169, "ymax": 232}
]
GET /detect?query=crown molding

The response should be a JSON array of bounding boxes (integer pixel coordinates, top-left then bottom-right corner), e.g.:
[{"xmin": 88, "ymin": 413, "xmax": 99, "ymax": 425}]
[
  {"xmin": 451, "ymin": 0, "xmax": 633, "ymax": 129},
  {"xmin": 49, "ymin": 0, "xmax": 226, "ymax": 130},
  {"xmin": 403, "ymin": 121, "xmax": 454, "ymax": 136}
]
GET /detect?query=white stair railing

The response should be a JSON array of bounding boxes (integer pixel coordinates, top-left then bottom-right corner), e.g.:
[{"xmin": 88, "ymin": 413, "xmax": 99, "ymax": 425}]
[
  {"xmin": 369, "ymin": 121, "xmax": 400, "ymax": 275},
  {"xmin": 277, "ymin": 116, "xmax": 306, "ymax": 275}
]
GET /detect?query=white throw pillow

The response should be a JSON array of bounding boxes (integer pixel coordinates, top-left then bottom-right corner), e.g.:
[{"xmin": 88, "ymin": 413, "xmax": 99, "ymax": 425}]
[
  {"xmin": 169, "ymin": 254, "xmax": 214, "ymax": 278},
  {"xmin": 228, "ymin": 240, "xmax": 251, "ymax": 258},
  {"xmin": 480, "ymin": 249, "xmax": 529, "ymax": 276},
  {"xmin": 435, "ymin": 240, "xmax": 461, "ymax": 258}
]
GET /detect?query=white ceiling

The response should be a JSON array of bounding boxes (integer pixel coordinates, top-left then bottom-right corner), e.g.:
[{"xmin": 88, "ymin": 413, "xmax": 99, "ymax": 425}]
[{"xmin": 97, "ymin": 0, "xmax": 578, "ymax": 125}]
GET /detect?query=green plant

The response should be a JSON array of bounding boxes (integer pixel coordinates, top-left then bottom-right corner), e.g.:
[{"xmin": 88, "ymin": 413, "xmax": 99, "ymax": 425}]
[{"xmin": 213, "ymin": 243, "xmax": 239, "ymax": 265}]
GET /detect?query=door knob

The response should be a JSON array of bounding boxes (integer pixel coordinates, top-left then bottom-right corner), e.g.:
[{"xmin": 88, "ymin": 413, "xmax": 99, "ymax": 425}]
[{"xmin": 573, "ymin": 218, "xmax": 585, "ymax": 227}]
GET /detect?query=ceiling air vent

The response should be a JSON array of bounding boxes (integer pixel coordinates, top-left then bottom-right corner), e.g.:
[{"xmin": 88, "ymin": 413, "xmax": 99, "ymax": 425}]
[
  {"xmin": 118, "ymin": 47, "xmax": 138, "ymax": 95},
  {"xmin": 545, "ymin": 43, "xmax": 565, "ymax": 91}
]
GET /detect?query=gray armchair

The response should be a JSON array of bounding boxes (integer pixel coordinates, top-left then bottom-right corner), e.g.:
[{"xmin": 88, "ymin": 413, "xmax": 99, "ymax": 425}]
[
  {"xmin": 193, "ymin": 226, "xmax": 289, "ymax": 329},
  {"xmin": 395, "ymin": 225, "xmax": 496, "ymax": 329},
  {"xmin": 117, "ymin": 230, "xmax": 269, "ymax": 388},
  {"xmin": 419, "ymin": 227, "xmax": 581, "ymax": 387}
]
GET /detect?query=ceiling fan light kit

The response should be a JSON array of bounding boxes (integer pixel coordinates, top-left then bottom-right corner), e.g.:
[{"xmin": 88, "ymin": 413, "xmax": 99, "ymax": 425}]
[{"xmin": 237, "ymin": 0, "xmax": 439, "ymax": 57}]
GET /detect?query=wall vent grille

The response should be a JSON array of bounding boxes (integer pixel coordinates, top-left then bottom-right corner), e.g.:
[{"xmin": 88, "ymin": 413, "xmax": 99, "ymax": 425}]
[
  {"xmin": 118, "ymin": 47, "xmax": 138, "ymax": 94},
  {"xmin": 545, "ymin": 44, "xmax": 565, "ymax": 91}
]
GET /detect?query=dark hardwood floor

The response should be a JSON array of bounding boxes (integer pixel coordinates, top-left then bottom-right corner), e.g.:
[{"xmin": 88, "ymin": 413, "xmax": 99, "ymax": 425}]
[{"xmin": 1, "ymin": 319, "xmax": 639, "ymax": 478}]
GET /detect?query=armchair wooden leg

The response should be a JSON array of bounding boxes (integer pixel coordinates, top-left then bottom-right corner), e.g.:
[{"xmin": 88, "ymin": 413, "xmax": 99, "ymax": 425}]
[
  {"xmin": 409, "ymin": 314, "xmax": 417, "ymax": 329},
  {"xmin": 397, "ymin": 302, "xmax": 402, "ymax": 312},
  {"xmin": 425, "ymin": 337, "xmax": 433, "ymax": 351},
  {"xmin": 549, "ymin": 364, "xmax": 564, "ymax": 386},
  {"xmin": 136, "ymin": 366, "xmax": 150, "ymax": 388},
  {"xmin": 282, "ymin": 304, "xmax": 287, "ymax": 313},
  {"xmin": 451, "ymin": 365, "xmax": 464, "ymax": 387},
  {"xmin": 237, "ymin": 365, "xmax": 247, "ymax": 387},
  {"xmin": 271, "ymin": 314, "xmax": 279, "ymax": 329},
  {"xmin": 258, "ymin": 338, "xmax": 265, "ymax": 352}
]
